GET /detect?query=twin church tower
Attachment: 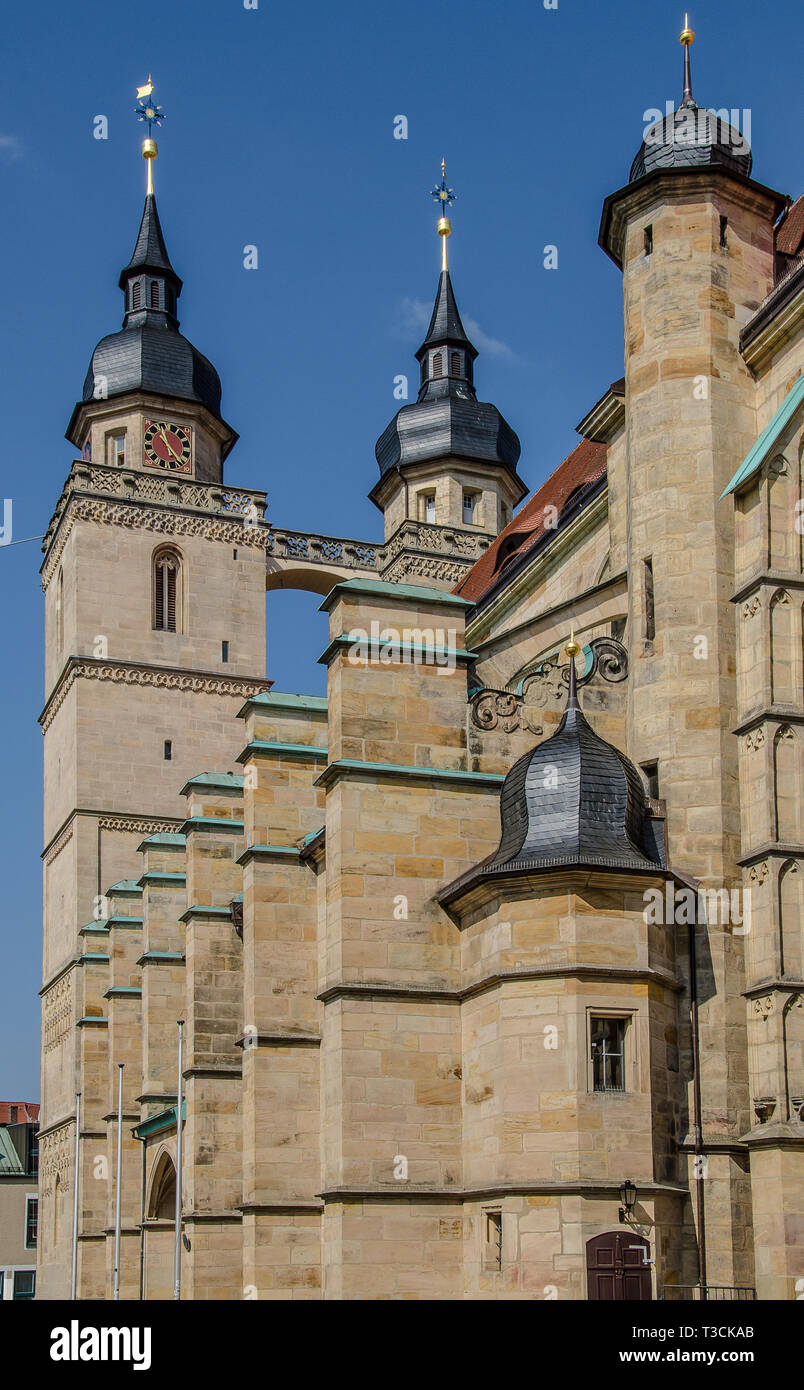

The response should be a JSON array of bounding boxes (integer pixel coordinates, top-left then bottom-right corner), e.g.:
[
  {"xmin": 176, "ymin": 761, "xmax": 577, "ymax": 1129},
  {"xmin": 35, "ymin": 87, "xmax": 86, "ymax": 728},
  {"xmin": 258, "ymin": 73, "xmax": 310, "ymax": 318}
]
[{"xmin": 37, "ymin": 26, "xmax": 804, "ymax": 1300}]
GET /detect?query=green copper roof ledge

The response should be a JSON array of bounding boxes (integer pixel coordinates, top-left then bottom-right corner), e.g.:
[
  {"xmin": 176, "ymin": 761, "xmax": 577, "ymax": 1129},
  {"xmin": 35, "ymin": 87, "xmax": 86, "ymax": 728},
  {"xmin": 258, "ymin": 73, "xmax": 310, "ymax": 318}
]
[
  {"xmin": 137, "ymin": 833, "xmax": 186, "ymax": 851},
  {"xmin": 137, "ymin": 871, "xmax": 187, "ymax": 886},
  {"xmin": 132, "ymin": 1098, "xmax": 186, "ymax": 1140},
  {"xmin": 79, "ymin": 922, "xmax": 110, "ymax": 936},
  {"xmin": 180, "ymin": 772, "xmax": 244, "ymax": 794},
  {"xmin": 319, "ymin": 577, "xmax": 473, "ymax": 612},
  {"xmin": 318, "ymin": 634, "xmax": 478, "ymax": 667},
  {"xmin": 236, "ymin": 740, "xmax": 328, "ymax": 764},
  {"xmin": 180, "ymin": 817, "xmax": 244, "ymax": 835},
  {"xmin": 721, "ymin": 375, "xmax": 804, "ymax": 497},
  {"xmin": 106, "ymin": 916, "xmax": 143, "ymax": 928},
  {"xmin": 314, "ymin": 760, "xmax": 505, "ymax": 790},
  {"xmin": 237, "ymin": 844, "xmax": 302, "ymax": 866},
  {"xmin": 106, "ymin": 881, "xmax": 143, "ymax": 896},
  {"xmin": 236, "ymin": 691, "xmax": 328, "ymax": 719},
  {"xmin": 179, "ymin": 904, "xmax": 235, "ymax": 922},
  {"xmin": 104, "ymin": 986, "xmax": 142, "ymax": 999}
]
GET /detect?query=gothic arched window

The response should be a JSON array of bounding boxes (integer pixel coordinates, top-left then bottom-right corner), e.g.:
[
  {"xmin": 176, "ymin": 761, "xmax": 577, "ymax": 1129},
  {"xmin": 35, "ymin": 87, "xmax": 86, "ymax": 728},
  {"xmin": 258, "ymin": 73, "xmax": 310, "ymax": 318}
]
[
  {"xmin": 150, "ymin": 280, "xmax": 160, "ymax": 308},
  {"xmin": 153, "ymin": 547, "xmax": 182, "ymax": 633}
]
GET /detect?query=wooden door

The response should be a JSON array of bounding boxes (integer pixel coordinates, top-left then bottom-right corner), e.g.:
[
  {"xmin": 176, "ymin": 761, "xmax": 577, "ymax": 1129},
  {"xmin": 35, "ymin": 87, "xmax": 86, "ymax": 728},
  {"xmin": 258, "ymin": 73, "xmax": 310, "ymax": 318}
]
[{"xmin": 586, "ymin": 1231, "xmax": 652, "ymax": 1300}]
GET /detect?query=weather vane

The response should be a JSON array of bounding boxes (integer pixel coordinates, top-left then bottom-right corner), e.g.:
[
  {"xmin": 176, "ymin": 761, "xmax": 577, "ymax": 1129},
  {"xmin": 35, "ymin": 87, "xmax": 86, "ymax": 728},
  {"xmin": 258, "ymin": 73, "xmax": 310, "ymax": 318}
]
[
  {"xmin": 134, "ymin": 76, "xmax": 165, "ymax": 196},
  {"xmin": 430, "ymin": 158, "xmax": 456, "ymax": 272}
]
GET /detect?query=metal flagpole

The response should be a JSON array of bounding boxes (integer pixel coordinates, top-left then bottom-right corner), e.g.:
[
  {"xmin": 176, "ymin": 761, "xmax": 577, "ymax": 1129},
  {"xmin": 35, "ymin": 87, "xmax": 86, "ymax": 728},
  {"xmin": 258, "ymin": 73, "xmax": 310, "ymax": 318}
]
[
  {"xmin": 113, "ymin": 1064, "xmax": 124, "ymax": 1300},
  {"xmin": 70, "ymin": 1091, "xmax": 81, "ymax": 1299},
  {"xmin": 173, "ymin": 1020, "xmax": 184, "ymax": 1301}
]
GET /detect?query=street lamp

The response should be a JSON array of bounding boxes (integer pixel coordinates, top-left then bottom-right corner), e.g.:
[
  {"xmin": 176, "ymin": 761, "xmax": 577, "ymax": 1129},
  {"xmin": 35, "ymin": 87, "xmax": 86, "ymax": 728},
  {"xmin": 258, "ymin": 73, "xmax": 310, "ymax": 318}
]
[{"xmin": 618, "ymin": 1179, "xmax": 637, "ymax": 1223}]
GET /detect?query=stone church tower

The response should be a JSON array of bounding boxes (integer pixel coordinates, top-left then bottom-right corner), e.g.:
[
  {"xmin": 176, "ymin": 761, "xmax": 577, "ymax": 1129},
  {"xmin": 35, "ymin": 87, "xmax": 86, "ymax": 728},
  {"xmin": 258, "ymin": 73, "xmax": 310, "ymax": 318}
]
[{"xmin": 37, "ymin": 27, "xmax": 804, "ymax": 1300}]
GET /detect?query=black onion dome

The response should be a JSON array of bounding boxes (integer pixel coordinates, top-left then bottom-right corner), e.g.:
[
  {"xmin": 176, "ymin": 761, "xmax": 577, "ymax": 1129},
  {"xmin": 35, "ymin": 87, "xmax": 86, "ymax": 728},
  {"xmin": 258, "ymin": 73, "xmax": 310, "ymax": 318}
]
[
  {"xmin": 375, "ymin": 268, "xmax": 521, "ymax": 478},
  {"xmin": 488, "ymin": 701, "xmax": 659, "ymax": 873},
  {"xmin": 82, "ymin": 326, "xmax": 222, "ymax": 416},
  {"xmin": 438, "ymin": 673, "xmax": 664, "ymax": 908},
  {"xmin": 78, "ymin": 192, "xmax": 223, "ymax": 420},
  {"xmin": 375, "ymin": 396, "xmax": 520, "ymax": 475},
  {"xmin": 629, "ymin": 104, "xmax": 752, "ymax": 183}
]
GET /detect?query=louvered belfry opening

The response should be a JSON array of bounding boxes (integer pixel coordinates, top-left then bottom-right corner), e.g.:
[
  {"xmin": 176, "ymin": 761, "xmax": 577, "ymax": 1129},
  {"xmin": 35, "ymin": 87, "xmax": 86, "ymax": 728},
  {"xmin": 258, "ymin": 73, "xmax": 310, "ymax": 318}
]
[
  {"xmin": 150, "ymin": 279, "xmax": 160, "ymax": 308},
  {"xmin": 432, "ymin": 351, "xmax": 443, "ymax": 379},
  {"xmin": 131, "ymin": 280, "xmax": 142, "ymax": 310},
  {"xmin": 153, "ymin": 548, "xmax": 181, "ymax": 632}
]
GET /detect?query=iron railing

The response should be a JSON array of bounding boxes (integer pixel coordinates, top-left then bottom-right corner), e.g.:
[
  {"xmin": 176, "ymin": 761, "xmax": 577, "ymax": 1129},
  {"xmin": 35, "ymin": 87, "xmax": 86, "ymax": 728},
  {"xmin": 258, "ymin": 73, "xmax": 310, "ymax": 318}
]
[{"xmin": 660, "ymin": 1284, "xmax": 756, "ymax": 1301}]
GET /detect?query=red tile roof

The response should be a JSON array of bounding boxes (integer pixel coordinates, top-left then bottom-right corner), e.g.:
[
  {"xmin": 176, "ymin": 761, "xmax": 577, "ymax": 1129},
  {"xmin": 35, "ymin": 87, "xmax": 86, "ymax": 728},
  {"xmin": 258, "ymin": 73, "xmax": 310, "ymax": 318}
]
[
  {"xmin": 0, "ymin": 1101, "xmax": 40, "ymax": 1124},
  {"xmin": 776, "ymin": 192, "xmax": 804, "ymax": 257},
  {"xmin": 454, "ymin": 437, "xmax": 607, "ymax": 604}
]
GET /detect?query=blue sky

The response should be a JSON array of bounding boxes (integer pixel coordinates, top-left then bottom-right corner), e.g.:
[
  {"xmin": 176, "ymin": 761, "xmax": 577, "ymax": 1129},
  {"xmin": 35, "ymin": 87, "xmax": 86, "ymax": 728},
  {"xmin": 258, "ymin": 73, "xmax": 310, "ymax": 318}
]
[{"xmin": 0, "ymin": 0, "xmax": 801, "ymax": 1098}]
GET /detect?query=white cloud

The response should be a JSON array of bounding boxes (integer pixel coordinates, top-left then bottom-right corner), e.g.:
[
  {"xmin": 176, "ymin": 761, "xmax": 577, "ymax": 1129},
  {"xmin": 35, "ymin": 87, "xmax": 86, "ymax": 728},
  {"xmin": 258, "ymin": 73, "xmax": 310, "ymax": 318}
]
[
  {"xmin": 393, "ymin": 296, "xmax": 514, "ymax": 359},
  {"xmin": 0, "ymin": 135, "xmax": 22, "ymax": 163}
]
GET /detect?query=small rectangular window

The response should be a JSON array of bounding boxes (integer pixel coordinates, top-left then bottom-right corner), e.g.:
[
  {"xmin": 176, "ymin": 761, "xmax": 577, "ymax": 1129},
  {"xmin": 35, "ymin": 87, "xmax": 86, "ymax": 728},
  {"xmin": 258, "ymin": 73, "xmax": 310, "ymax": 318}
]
[
  {"xmin": 421, "ymin": 493, "xmax": 436, "ymax": 524},
  {"xmin": 107, "ymin": 432, "xmax": 126, "ymax": 468},
  {"xmin": 462, "ymin": 492, "xmax": 478, "ymax": 525},
  {"xmin": 233, "ymin": 548, "xmax": 238, "ymax": 560},
  {"xmin": 591, "ymin": 1017, "xmax": 626, "ymax": 1092},
  {"xmin": 25, "ymin": 1196, "xmax": 38, "ymax": 1249},
  {"xmin": 484, "ymin": 1210, "xmax": 503, "ymax": 1269},
  {"xmin": 644, "ymin": 224, "xmax": 653, "ymax": 256},
  {"xmin": 164, "ymin": 740, "xmax": 172, "ymax": 761},
  {"xmin": 643, "ymin": 557, "xmax": 655, "ymax": 641},
  {"xmin": 641, "ymin": 761, "xmax": 660, "ymax": 800},
  {"xmin": 221, "ymin": 640, "xmax": 229, "ymax": 663},
  {"xmin": 719, "ymin": 215, "xmax": 728, "ymax": 249},
  {"xmin": 13, "ymin": 1270, "xmax": 35, "ymax": 1300}
]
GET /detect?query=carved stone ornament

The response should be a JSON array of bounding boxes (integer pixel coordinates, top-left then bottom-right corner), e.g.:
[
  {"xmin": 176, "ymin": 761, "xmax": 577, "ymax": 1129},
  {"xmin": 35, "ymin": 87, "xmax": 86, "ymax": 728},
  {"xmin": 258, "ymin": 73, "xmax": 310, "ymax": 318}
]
[
  {"xmin": 745, "ymin": 728, "xmax": 765, "ymax": 751},
  {"xmin": 471, "ymin": 690, "xmax": 524, "ymax": 734},
  {"xmin": 742, "ymin": 596, "xmax": 761, "ymax": 619},
  {"xmin": 470, "ymin": 637, "xmax": 628, "ymax": 733},
  {"xmin": 753, "ymin": 1096, "xmax": 776, "ymax": 1124},
  {"xmin": 753, "ymin": 995, "xmax": 774, "ymax": 1020},
  {"xmin": 748, "ymin": 861, "xmax": 769, "ymax": 885}
]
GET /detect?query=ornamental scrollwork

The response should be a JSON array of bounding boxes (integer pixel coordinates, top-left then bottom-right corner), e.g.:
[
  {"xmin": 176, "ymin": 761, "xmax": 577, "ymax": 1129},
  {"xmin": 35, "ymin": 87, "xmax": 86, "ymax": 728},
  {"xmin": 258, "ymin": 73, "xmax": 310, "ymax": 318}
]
[{"xmin": 471, "ymin": 690, "xmax": 522, "ymax": 733}]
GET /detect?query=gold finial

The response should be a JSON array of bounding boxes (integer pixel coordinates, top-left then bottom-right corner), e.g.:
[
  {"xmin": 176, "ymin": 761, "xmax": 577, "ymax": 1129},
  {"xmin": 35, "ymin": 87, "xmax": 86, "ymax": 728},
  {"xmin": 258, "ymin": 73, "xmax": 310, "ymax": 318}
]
[
  {"xmin": 565, "ymin": 630, "xmax": 581, "ymax": 661},
  {"xmin": 135, "ymin": 78, "xmax": 166, "ymax": 196},
  {"xmin": 679, "ymin": 13, "xmax": 695, "ymax": 45},
  {"xmin": 431, "ymin": 159, "xmax": 456, "ymax": 273}
]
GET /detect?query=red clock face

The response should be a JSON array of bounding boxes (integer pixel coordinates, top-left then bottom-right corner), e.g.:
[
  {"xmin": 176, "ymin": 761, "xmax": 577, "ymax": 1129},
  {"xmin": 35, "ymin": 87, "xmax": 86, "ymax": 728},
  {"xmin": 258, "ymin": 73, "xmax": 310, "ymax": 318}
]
[{"xmin": 143, "ymin": 420, "xmax": 193, "ymax": 472}]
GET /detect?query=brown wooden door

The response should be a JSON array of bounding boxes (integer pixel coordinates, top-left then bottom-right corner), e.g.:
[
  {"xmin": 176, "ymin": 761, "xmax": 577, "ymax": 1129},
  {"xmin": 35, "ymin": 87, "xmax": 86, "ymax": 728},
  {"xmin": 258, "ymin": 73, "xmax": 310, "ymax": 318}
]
[{"xmin": 586, "ymin": 1232, "xmax": 652, "ymax": 1300}]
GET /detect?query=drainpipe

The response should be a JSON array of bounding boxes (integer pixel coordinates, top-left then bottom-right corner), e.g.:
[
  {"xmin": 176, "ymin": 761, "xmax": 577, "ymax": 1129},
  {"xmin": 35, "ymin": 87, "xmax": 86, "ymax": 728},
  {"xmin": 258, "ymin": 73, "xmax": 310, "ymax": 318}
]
[
  {"xmin": 688, "ymin": 912, "xmax": 708, "ymax": 1297},
  {"xmin": 136, "ymin": 1128, "xmax": 146, "ymax": 1301}
]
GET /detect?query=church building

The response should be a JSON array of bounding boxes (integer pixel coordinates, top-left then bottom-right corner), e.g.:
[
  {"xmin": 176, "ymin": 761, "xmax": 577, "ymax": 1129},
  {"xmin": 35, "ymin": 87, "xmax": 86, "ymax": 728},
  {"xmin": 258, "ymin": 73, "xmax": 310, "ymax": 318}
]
[{"xmin": 37, "ymin": 28, "xmax": 804, "ymax": 1299}]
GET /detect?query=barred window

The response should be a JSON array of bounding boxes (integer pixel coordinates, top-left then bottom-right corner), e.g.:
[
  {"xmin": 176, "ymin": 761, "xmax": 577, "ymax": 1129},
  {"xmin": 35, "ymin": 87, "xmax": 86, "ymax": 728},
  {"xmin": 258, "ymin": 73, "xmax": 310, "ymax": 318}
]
[
  {"xmin": 591, "ymin": 1017, "xmax": 626, "ymax": 1092},
  {"xmin": 153, "ymin": 548, "xmax": 181, "ymax": 632}
]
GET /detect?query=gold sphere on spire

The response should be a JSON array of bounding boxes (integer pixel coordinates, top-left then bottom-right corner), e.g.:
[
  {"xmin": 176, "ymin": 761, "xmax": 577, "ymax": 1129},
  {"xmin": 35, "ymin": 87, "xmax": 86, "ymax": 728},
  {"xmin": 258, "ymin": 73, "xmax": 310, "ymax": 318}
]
[
  {"xmin": 565, "ymin": 632, "xmax": 580, "ymax": 661},
  {"xmin": 679, "ymin": 13, "xmax": 695, "ymax": 45}
]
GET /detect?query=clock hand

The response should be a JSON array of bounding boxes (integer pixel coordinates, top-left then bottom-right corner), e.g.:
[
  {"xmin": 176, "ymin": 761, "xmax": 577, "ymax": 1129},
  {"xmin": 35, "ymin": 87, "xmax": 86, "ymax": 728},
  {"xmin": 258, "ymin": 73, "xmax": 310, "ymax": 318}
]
[{"xmin": 157, "ymin": 425, "xmax": 184, "ymax": 462}]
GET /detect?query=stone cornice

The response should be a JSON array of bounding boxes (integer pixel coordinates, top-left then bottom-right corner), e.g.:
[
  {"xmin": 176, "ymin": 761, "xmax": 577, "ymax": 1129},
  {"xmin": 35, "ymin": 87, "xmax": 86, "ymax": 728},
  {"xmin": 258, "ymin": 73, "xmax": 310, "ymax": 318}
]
[
  {"xmin": 318, "ymin": 961, "xmax": 682, "ymax": 1005},
  {"xmin": 317, "ymin": 1180, "xmax": 689, "ymax": 1203},
  {"xmin": 731, "ymin": 571, "xmax": 804, "ymax": 605},
  {"xmin": 43, "ymin": 808, "xmax": 182, "ymax": 862},
  {"xmin": 732, "ymin": 708, "xmax": 804, "ymax": 737},
  {"xmin": 40, "ymin": 655, "xmax": 270, "ymax": 732},
  {"xmin": 740, "ymin": 260, "xmax": 804, "ymax": 370},
  {"xmin": 314, "ymin": 759, "xmax": 505, "ymax": 792}
]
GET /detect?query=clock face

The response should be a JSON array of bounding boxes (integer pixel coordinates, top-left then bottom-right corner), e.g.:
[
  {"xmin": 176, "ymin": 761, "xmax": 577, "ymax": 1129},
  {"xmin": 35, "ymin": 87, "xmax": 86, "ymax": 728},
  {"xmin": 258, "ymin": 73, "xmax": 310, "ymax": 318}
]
[{"xmin": 143, "ymin": 420, "xmax": 193, "ymax": 472}]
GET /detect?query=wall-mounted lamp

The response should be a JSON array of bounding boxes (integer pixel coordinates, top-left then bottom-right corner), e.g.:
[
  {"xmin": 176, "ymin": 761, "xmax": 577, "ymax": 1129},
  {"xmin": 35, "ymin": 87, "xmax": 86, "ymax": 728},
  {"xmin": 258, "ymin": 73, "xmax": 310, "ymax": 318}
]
[{"xmin": 618, "ymin": 1179, "xmax": 637, "ymax": 1223}]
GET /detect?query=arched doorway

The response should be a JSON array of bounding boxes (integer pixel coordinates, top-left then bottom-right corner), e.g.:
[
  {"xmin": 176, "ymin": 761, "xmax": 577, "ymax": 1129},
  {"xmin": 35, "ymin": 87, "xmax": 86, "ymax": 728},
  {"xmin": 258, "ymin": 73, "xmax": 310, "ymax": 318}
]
[
  {"xmin": 586, "ymin": 1232, "xmax": 652, "ymax": 1300},
  {"xmin": 147, "ymin": 1152, "xmax": 176, "ymax": 1219}
]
